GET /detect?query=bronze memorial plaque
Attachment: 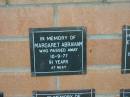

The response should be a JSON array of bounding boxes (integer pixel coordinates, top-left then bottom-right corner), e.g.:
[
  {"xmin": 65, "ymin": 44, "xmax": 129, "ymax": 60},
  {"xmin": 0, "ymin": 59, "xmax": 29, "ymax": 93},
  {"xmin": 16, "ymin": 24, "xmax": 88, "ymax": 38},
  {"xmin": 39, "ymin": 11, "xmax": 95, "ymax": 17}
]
[
  {"xmin": 29, "ymin": 27, "xmax": 87, "ymax": 76},
  {"xmin": 33, "ymin": 89, "xmax": 95, "ymax": 97},
  {"xmin": 120, "ymin": 89, "xmax": 130, "ymax": 97},
  {"xmin": 0, "ymin": 92, "xmax": 3, "ymax": 97},
  {"xmin": 122, "ymin": 25, "xmax": 130, "ymax": 73}
]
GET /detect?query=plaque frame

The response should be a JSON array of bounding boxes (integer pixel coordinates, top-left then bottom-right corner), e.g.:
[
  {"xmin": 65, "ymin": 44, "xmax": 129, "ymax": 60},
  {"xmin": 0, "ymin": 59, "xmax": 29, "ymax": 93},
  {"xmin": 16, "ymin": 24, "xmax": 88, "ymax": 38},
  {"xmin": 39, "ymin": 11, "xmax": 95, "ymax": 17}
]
[
  {"xmin": 120, "ymin": 89, "xmax": 130, "ymax": 97},
  {"xmin": 33, "ymin": 89, "xmax": 95, "ymax": 97},
  {"xmin": 0, "ymin": 92, "xmax": 3, "ymax": 97},
  {"xmin": 29, "ymin": 27, "xmax": 87, "ymax": 76},
  {"xmin": 122, "ymin": 25, "xmax": 130, "ymax": 74}
]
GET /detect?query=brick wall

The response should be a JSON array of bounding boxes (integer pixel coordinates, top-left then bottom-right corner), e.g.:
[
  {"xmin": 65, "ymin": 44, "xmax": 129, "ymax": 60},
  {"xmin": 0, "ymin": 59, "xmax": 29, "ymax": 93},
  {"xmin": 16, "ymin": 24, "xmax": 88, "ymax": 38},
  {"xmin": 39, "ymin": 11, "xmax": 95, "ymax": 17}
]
[{"xmin": 0, "ymin": 0, "xmax": 130, "ymax": 97}]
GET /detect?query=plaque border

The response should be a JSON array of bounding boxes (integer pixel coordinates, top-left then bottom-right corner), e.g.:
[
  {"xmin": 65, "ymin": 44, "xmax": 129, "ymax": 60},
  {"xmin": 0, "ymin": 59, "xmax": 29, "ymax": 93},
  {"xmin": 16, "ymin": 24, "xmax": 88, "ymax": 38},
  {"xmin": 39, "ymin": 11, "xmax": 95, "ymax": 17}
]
[
  {"xmin": 33, "ymin": 89, "xmax": 95, "ymax": 97},
  {"xmin": 0, "ymin": 92, "xmax": 3, "ymax": 97},
  {"xmin": 120, "ymin": 89, "xmax": 130, "ymax": 97},
  {"xmin": 122, "ymin": 25, "xmax": 130, "ymax": 74},
  {"xmin": 29, "ymin": 27, "xmax": 87, "ymax": 76}
]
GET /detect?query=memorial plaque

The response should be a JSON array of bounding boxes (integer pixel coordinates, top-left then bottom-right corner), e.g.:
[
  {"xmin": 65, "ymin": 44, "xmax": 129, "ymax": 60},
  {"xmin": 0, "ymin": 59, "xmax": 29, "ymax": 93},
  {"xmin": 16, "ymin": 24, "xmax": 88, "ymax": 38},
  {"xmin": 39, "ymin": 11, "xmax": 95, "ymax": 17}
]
[
  {"xmin": 120, "ymin": 89, "xmax": 130, "ymax": 97},
  {"xmin": 29, "ymin": 27, "xmax": 86, "ymax": 76},
  {"xmin": 122, "ymin": 25, "xmax": 130, "ymax": 73},
  {"xmin": 0, "ymin": 92, "xmax": 3, "ymax": 97},
  {"xmin": 33, "ymin": 89, "xmax": 95, "ymax": 97}
]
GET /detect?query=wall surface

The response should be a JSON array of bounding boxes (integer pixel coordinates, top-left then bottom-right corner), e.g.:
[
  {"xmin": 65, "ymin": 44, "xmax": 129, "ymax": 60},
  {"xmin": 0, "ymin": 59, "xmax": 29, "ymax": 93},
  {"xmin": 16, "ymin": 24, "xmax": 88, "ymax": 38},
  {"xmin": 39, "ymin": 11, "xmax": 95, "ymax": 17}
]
[{"xmin": 0, "ymin": 0, "xmax": 130, "ymax": 97}]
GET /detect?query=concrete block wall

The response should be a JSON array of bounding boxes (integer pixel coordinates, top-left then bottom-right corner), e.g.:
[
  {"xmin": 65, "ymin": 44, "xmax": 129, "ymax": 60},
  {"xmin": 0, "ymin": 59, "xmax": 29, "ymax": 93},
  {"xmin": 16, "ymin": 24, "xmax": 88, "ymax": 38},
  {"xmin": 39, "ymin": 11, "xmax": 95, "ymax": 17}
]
[{"xmin": 0, "ymin": 0, "xmax": 130, "ymax": 97}]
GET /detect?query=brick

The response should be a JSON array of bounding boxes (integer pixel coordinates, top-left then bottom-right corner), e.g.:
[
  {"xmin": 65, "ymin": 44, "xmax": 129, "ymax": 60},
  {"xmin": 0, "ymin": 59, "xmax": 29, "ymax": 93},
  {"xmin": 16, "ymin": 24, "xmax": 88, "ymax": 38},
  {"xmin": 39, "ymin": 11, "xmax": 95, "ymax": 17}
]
[
  {"xmin": 0, "ymin": 73, "xmax": 55, "ymax": 97},
  {"xmin": 0, "ymin": 7, "xmax": 53, "ymax": 35},
  {"xmin": 9, "ymin": 0, "xmax": 102, "ymax": 4},
  {"xmin": 0, "ymin": 41, "xmax": 30, "ymax": 67},
  {"xmin": 88, "ymin": 39, "xmax": 121, "ymax": 65},
  {"xmin": 0, "ymin": 0, "xmax": 5, "ymax": 5},
  {"xmin": 0, "ymin": 39, "xmax": 121, "ymax": 67},
  {"xmin": 58, "ymin": 3, "xmax": 130, "ymax": 34},
  {"xmin": 60, "ymin": 69, "xmax": 130, "ymax": 93}
]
